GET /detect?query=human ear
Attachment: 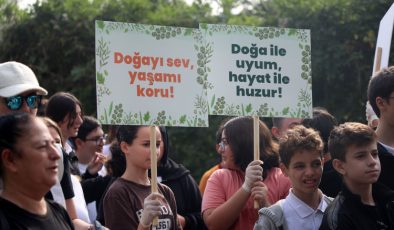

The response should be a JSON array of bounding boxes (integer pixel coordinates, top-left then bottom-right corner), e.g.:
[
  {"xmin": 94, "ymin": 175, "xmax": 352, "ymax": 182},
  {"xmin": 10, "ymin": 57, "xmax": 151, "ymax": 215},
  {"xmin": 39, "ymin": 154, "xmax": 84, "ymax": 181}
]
[
  {"xmin": 271, "ymin": 127, "xmax": 280, "ymax": 139},
  {"xmin": 376, "ymin": 97, "xmax": 386, "ymax": 111},
  {"xmin": 332, "ymin": 159, "xmax": 346, "ymax": 176},
  {"xmin": 75, "ymin": 138, "xmax": 83, "ymax": 149},
  {"xmin": 1, "ymin": 149, "xmax": 18, "ymax": 173},
  {"xmin": 279, "ymin": 162, "xmax": 289, "ymax": 177},
  {"xmin": 120, "ymin": 141, "xmax": 129, "ymax": 155}
]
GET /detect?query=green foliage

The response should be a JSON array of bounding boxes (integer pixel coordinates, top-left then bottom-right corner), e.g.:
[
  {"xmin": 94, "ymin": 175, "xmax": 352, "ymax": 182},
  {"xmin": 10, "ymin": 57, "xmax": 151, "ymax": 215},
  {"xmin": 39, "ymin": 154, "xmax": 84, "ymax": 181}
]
[
  {"xmin": 256, "ymin": 0, "xmax": 393, "ymax": 122},
  {"xmin": 1, "ymin": 0, "xmax": 392, "ymax": 181}
]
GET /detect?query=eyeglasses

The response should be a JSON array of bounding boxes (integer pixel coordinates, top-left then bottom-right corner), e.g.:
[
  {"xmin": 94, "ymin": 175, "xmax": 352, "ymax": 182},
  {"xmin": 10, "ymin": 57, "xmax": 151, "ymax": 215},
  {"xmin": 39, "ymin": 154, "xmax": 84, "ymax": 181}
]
[
  {"xmin": 85, "ymin": 134, "xmax": 107, "ymax": 145},
  {"xmin": 4, "ymin": 94, "xmax": 42, "ymax": 111},
  {"xmin": 219, "ymin": 138, "xmax": 228, "ymax": 150}
]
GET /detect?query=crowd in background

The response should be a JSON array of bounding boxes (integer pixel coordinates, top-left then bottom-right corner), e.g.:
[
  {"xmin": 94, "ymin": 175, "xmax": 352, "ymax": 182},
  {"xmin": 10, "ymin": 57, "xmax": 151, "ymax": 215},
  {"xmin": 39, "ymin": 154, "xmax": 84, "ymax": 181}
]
[{"xmin": 0, "ymin": 60, "xmax": 394, "ymax": 230}]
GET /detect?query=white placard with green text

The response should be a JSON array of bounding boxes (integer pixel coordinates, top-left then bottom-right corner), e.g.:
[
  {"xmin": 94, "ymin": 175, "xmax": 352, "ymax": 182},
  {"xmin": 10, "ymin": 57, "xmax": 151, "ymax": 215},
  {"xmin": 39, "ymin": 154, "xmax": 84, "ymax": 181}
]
[
  {"xmin": 95, "ymin": 21, "xmax": 209, "ymax": 127},
  {"xmin": 201, "ymin": 24, "xmax": 312, "ymax": 118}
]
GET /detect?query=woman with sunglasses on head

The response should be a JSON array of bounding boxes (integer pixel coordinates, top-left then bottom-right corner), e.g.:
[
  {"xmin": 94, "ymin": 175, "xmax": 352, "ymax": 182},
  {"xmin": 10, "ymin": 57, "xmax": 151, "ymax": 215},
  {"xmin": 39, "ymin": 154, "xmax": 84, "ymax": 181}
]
[
  {"xmin": 202, "ymin": 116, "xmax": 291, "ymax": 230},
  {"xmin": 0, "ymin": 113, "xmax": 73, "ymax": 229},
  {"xmin": 103, "ymin": 125, "xmax": 181, "ymax": 230}
]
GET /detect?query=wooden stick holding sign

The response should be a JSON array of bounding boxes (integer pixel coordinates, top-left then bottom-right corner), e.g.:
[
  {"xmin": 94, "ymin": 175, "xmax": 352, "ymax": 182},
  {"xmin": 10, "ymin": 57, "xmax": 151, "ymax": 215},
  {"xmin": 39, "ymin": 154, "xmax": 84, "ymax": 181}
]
[
  {"xmin": 253, "ymin": 116, "xmax": 260, "ymax": 209},
  {"xmin": 150, "ymin": 126, "xmax": 159, "ymax": 226},
  {"xmin": 374, "ymin": 47, "xmax": 382, "ymax": 73}
]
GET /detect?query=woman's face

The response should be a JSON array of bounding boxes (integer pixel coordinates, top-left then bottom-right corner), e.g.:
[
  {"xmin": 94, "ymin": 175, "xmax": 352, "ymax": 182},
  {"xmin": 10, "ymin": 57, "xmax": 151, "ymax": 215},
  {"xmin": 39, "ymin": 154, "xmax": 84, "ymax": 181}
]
[
  {"xmin": 12, "ymin": 118, "xmax": 61, "ymax": 190},
  {"xmin": 48, "ymin": 127, "xmax": 62, "ymax": 146},
  {"xmin": 123, "ymin": 126, "xmax": 161, "ymax": 170},
  {"xmin": 219, "ymin": 130, "xmax": 236, "ymax": 169},
  {"xmin": 59, "ymin": 104, "xmax": 83, "ymax": 140}
]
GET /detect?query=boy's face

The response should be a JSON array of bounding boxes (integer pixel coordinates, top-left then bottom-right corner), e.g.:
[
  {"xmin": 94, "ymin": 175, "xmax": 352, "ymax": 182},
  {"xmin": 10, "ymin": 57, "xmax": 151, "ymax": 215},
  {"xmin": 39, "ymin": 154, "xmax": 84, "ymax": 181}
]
[
  {"xmin": 334, "ymin": 141, "xmax": 380, "ymax": 186},
  {"xmin": 281, "ymin": 149, "xmax": 323, "ymax": 197}
]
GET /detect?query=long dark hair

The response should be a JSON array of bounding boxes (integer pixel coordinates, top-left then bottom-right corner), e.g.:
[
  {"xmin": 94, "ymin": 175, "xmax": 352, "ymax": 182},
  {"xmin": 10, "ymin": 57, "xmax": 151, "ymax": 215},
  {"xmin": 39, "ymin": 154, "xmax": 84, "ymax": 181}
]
[
  {"xmin": 46, "ymin": 92, "xmax": 83, "ymax": 129},
  {"xmin": 224, "ymin": 116, "xmax": 279, "ymax": 178}
]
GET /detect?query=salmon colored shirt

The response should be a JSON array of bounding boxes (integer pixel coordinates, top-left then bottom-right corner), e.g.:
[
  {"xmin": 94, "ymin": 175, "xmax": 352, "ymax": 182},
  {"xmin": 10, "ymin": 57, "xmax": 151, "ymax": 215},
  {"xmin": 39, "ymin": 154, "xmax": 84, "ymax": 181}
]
[
  {"xmin": 202, "ymin": 167, "xmax": 291, "ymax": 230},
  {"xmin": 199, "ymin": 164, "xmax": 221, "ymax": 194}
]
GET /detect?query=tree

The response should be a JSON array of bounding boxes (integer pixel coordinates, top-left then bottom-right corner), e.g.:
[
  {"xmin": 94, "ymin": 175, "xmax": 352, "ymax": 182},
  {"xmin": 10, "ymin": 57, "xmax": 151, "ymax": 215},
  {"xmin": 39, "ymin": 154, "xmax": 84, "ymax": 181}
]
[
  {"xmin": 1, "ymin": 0, "xmax": 393, "ymax": 181},
  {"xmin": 253, "ymin": 0, "xmax": 393, "ymax": 122}
]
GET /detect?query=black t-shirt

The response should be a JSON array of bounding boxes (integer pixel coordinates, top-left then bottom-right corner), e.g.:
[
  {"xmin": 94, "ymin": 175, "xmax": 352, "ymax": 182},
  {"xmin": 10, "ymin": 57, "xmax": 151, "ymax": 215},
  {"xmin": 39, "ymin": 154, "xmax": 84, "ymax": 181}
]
[{"xmin": 0, "ymin": 197, "xmax": 74, "ymax": 230}]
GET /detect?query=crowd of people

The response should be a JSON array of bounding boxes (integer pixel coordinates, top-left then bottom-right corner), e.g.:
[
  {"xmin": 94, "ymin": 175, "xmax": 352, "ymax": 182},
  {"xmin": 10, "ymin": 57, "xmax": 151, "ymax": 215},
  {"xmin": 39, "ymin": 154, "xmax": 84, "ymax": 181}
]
[{"xmin": 0, "ymin": 59, "xmax": 394, "ymax": 230}]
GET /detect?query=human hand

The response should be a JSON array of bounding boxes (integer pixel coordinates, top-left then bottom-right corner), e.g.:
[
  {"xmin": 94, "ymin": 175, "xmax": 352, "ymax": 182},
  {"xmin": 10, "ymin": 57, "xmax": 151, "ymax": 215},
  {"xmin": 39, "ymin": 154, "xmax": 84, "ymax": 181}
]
[
  {"xmin": 242, "ymin": 160, "xmax": 263, "ymax": 193},
  {"xmin": 87, "ymin": 152, "xmax": 107, "ymax": 175},
  {"xmin": 251, "ymin": 181, "xmax": 270, "ymax": 208},
  {"xmin": 140, "ymin": 193, "xmax": 164, "ymax": 228},
  {"xmin": 177, "ymin": 214, "xmax": 186, "ymax": 228}
]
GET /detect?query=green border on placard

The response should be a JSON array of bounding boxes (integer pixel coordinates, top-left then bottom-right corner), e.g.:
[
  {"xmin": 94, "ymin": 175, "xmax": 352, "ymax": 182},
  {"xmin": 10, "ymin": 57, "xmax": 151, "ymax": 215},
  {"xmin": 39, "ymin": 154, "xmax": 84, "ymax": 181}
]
[
  {"xmin": 201, "ymin": 23, "xmax": 312, "ymax": 118},
  {"xmin": 96, "ymin": 21, "xmax": 209, "ymax": 126}
]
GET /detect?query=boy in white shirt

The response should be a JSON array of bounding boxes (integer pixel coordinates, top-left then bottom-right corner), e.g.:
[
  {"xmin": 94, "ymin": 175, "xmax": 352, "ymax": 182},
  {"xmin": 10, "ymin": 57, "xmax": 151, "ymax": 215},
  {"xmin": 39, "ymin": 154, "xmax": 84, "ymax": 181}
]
[{"xmin": 254, "ymin": 125, "xmax": 332, "ymax": 230}]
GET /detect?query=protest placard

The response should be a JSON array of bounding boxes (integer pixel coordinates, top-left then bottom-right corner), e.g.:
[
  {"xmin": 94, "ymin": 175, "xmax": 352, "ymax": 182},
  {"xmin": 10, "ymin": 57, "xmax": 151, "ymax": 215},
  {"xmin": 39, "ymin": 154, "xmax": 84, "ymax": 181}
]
[
  {"xmin": 372, "ymin": 3, "xmax": 394, "ymax": 73},
  {"xmin": 95, "ymin": 21, "xmax": 209, "ymax": 127},
  {"xmin": 201, "ymin": 23, "xmax": 312, "ymax": 118}
]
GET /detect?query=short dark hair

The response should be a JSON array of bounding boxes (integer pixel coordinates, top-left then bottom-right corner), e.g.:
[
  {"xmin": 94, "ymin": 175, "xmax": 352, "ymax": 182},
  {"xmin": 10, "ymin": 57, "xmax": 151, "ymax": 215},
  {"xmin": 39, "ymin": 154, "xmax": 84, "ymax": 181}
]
[
  {"xmin": 302, "ymin": 107, "xmax": 337, "ymax": 154},
  {"xmin": 367, "ymin": 66, "xmax": 394, "ymax": 118},
  {"xmin": 279, "ymin": 125, "xmax": 323, "ymax": 167},
  {"xmin": 224, "ymin": 116, "xmax": 279, "ymax": 176},
  {"xmin": 70, "ymin": 116, "xmax": 101, "ymax": 150},
  {"xmin": 45, "ymin": 92, "xmax": 83, "ymax": 128},
  {"xmin": 328, "ymin": 122, "xmax": 377, "ymax": 162},
  {"xmin": 76, "ymin": 116, "xmax": 101, "ymax": 140}
]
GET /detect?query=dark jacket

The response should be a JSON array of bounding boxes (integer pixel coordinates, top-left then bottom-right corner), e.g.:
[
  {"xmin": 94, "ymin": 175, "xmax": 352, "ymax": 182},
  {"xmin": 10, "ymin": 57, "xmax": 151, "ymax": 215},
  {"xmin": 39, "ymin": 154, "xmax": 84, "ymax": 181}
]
[
  {"xmin": 319, "ymin": 159, "xmax": 342, "ymax": 197},
  {"xmin": 377, "ymin": 143, "xmax": 394, "ymax": 191},
  {"xmin": 319, "ymin": 183, "xmax": 394, "ymax": 230},
  {"xmin": 157, "ymin": 127, "xmax": 207, "ymax": 230}
]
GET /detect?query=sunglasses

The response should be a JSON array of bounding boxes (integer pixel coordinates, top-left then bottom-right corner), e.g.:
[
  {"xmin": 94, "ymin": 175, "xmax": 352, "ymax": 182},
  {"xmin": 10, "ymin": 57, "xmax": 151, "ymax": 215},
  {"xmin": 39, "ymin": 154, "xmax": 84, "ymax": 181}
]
[{"xmin": 4, "ymin": 94, "xmax": 42, "ymax": 111}]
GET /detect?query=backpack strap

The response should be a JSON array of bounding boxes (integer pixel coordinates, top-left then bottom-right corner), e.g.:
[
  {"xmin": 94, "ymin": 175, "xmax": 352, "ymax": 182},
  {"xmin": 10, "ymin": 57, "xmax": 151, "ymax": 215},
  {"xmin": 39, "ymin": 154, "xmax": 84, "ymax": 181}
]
[{"xmin": 258, "ymin": 199, "xmax": 285, "ymax": 229}]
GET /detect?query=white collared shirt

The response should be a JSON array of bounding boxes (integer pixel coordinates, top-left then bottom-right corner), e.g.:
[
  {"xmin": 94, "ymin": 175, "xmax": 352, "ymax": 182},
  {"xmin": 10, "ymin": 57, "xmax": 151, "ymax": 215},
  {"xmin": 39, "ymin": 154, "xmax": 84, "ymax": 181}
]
[{"xmin": 282, "ymin": 189, "xmax": 329, "ymax": 230}]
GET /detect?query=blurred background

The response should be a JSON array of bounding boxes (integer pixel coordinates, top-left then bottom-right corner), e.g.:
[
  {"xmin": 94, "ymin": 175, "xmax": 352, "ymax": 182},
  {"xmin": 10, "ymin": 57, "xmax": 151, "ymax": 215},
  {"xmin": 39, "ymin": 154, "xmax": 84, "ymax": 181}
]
[{"xmin": 1, "ymin": 0, "xmax": 392, "ymax": 181}]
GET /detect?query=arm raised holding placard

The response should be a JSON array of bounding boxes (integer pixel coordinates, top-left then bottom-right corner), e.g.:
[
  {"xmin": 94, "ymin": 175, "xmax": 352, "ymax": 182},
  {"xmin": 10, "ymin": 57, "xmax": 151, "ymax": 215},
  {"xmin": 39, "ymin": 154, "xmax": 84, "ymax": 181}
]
[{"xmin": 201, "ymin": 116, "xmax": 291, "ymax": 230}]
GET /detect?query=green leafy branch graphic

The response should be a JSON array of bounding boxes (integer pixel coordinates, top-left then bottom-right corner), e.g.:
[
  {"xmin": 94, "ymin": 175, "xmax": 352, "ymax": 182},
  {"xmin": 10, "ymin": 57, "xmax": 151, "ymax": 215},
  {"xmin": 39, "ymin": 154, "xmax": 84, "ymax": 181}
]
[
  {"xmin": 299, "ymin": 43, "xmax": 312, "ymax": 87},
  {"xmin": 202, "ymin": 24, "xmax": 252, "ymax": 36},
  {"xmin": 95, "ymin": 36, "xmax": 111, "ymax": 105},
  {"xmin": 195, "ymin": 43, "xmax": 213, "ymax": 90},
  {"xmin": 103, "ymin": 21, "xmax": 145, "ymax": 34},
  {"xmin": 253, "ymin": 27, "xmax": 286, "ymax": 40},
  {"xmin": 146, "ymin": 25, "xmax": 183, "ymax": 40},
  {"xmin": 97, "ymin": 37, "xmax": 110, "ymax": 69}
]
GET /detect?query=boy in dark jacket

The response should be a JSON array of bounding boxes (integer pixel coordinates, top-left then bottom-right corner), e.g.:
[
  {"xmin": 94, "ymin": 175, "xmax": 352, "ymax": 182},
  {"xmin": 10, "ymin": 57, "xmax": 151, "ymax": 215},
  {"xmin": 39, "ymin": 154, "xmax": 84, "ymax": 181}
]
[{"xmin": 320, "ymin": 122, "xmax": 394, "ymax": 230}]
